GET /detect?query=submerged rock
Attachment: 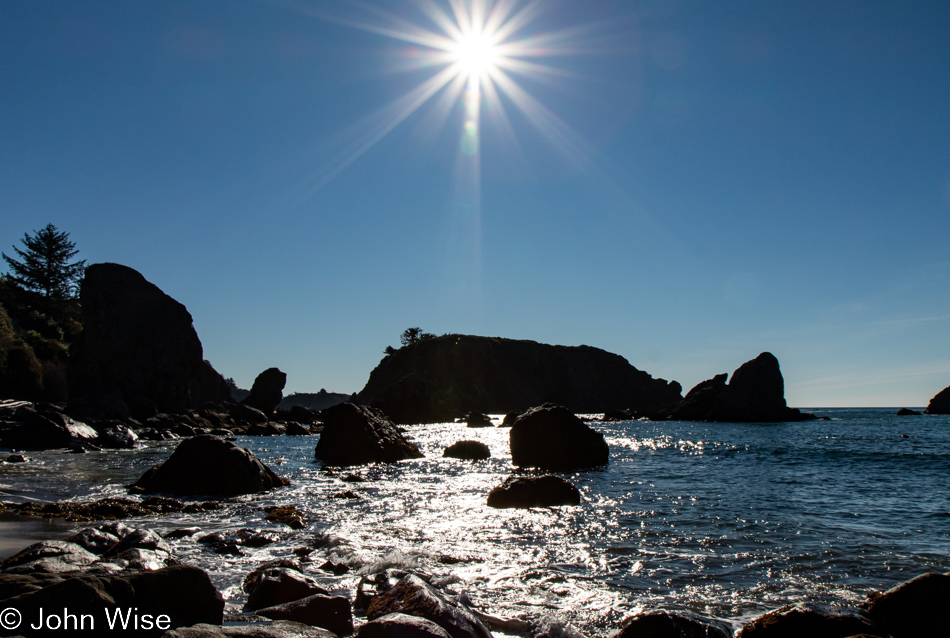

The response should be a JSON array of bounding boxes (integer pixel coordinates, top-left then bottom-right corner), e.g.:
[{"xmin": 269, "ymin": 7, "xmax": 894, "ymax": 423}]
[
  {"xmin": 314, "ymin": 403, "xmax": 423, "ymax": 466},
  {"xmin": 367, "ymin": 573, "xmax": 492, "ymax": 638},
  {"xmin": 509, "ymin": 404, "xmax": 609, "ymax": 470},
  {"xmin": 660, "ymin": 353, "xmax": 816, "ymax": 422},
  {"xmin": 133, "ymin": 434, "xmax": 288, "ymax": 496},
  {"xmin": 925, "ymin": 384, "xmax": 950, "ymax": 414},
  {"xmin": 610, "ymin": 610, "xmax": 732, "ymax": 638},
  {"xmin": 486, "ymin": 475, "xmax": 581, "ymax": 508},
  {"xmin": 443, "ymin": 440, "xmax": 491, "ymax": 460}
]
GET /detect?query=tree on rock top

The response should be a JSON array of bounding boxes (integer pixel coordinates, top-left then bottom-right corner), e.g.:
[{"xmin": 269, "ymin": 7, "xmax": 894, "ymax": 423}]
[
  {"xmin": 2, "ymin": 224, "xmax": 85, "ymax": 299},
  {"xmin": 400, "ymin": 327, "xmax": 435, "ymax": 347}
]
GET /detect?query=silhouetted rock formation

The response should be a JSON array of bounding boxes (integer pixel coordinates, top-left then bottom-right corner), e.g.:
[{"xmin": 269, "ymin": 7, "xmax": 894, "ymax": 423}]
[
  {"xmin": 659, "ymin": 353, "xmax": 816, "ymax": 422},
  {"xmin": 68, "ymin": 263, "xmax": 230, "ymax": 419},
  {"xmin": 279, "ymin": 390, "xmax": 350, "ymax": 412},
  {"xmin": 357, "ymin": 334, "xmax": 682, "ymax": 424},
  {"xmin": 242, "ymin": 367, "xmax": 287, "ymax": 415},
  {"xmin": 487, "ymin": 475, "xmax": 581, "ymax": 508},
  {"xmin": 736, "ymin": 602, "xmax": 879, "ymax": 637},
  {"xmin": 925, "ymin": 385, "xmax": 950, "ymax": 414},
  {"xmin": 314, "ymin": 402, "xmax": 423, "ymax": 466},
  {"xmin": 866, "ymin": 572, "xmax": 950, "ymax": 638},
  {"xmin": 443, "ymin": 440, "xmax": 491, "ymax": 460},
  {"xmin": 610, "ymin": 610, "xmax": 731, "ymax": 638},
  {"xmin": 134, "ymin": 434, "xmax": 288, "ymax": 496},
  {"xmin": 896, "ymin": 408, "xmax": 922, "ymax": 416},
  {"xmin": 510, "ymin": 403, "xmax": 609, "ymax": 469}
]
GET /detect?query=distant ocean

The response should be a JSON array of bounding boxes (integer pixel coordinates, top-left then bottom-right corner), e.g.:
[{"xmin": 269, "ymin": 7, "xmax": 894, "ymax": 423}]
[{"xmin": 2, "ymin": 408, "xmax": 948, "ymax": 636}]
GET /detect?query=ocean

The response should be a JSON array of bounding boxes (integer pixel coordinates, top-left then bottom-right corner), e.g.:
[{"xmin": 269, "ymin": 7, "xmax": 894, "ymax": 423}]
[{"xmin": 1, "ymin": 408, "xmax": 948, "ymax": 636}]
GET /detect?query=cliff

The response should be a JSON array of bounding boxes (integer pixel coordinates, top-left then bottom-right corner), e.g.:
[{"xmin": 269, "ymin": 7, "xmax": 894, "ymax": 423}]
[{"xmin": 356, "ymin": 334, "xmax": 683, "ymax": 424}]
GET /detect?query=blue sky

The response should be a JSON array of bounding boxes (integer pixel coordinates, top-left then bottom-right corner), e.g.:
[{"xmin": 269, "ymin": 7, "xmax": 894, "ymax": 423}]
[{"xmin": 2, "ymin": 0, "xmax": 949, "ymax": 407}]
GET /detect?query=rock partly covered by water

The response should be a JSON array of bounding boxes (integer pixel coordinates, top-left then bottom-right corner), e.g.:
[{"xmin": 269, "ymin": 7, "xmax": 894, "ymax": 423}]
[
  {"xmin": 486, "ymin": 475, "xmax": 581, "ymax": 508},
  {"xmin": 314, "ymin": 402, "xmax": 423, "ymax": 466},
  {"xmin": 68, "ymin": 263, "xmax": 231, "ymax": 419},
  {"xmin": 242, "ymin": 367, "xmax": 288, "ymax": 416},
  {"xmin": 443, "ymin": 440, "xmax": 491, "ymax": 460},
  {"xmin": 925, "ymin": 384, "xmax": 950, "ymax": 414},
  {"xmin": 367, "ymin": 573, "xmax": 493, "ymax": 638},
  {"xmin": 357, "ymin": 334, "xmax": 683, "ymax": 423},
  {"xmin": 658, "ymin": 352, "xmax": 816, "ymax": 422},
  {"xmin": 509, "ymin": 403, "xmax": 609, "ymax": 469},
  {"xmin": 357, "ymin": 612, "xmax": 454, "ymax": 638},
  {"xmin": 0, "ymin": 401, "xmax": 99, "ymax": 450},
  {"xmin": 134, "ymin": 434, "xmax": 288, "ymax": 496},
  {"xmin": 611, "ymin": 610, "xmax": 732, "ymax": 638}
]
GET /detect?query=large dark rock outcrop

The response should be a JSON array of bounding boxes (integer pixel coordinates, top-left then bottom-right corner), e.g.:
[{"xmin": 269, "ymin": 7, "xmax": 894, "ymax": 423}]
[
  {"xmin": 357, "ymin": 334, "xmax": 682, "ymax": 424},
  {"xmin": 314, "ymin": 402, "xmax": 423, "ymax": 466},
  {"xmin": 242, "ymin": 367, "xmax": 287, "ymax": 415},
  {"xmin": 134, "ymin": 434, "xmax": 288, "ymax": 496},
  {"xmin": 736, "ymin": 602, "xmax": 880, "ymax": 637},
  {"xmin": 659, "ymin": 353, "xmax": 816, "ymax": 422},
  {"xmin": 0, "ymin": 565, "xmax": 224, "ymax": 636},
  {"xmin": 866, "ymin": 572, "xmax": 950, "ymax": 638},
  {"xmin": 68, "ymin": 263, "xmax": 231, "ymax": 418},
  {"xmin": 509, "ymin": 403, "xmax": 609, "ymax": 469},
  {"xmin": 925, "ymin": 385, "xmax": 950, "ymax": 414}
]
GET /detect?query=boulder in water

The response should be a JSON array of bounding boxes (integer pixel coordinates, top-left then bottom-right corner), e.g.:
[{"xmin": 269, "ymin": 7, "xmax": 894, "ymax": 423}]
[
  {"xmin": 610, "ymin": 610, "xmax": 732, "ymax": 638},
  {"xmin": 314, "ymin": 403, "xmax": 423, "ymax": 466},
  {"xmin": 356, "ymin": 613, "xmax": 453, "ymax": 638},
  {"xmin": 866, "ymin": 572, "xmax": 950, "ymax": 638},
  {"xmin": 736, "ymin": 602, "xmax": 879, "ymax": 637},
  {"xmin": 443, "ymin": 440, "xmax": 490, "ymax": 460},
  {"xmin": 255, "ymin": 593, "xmax": 354, "ymax": 636},
  {"xmin": 486, "ymin": 475, "xmax": 581, "ymax": 508},
  {"xmin": 366, "ymin": 573, "xmax": 492, "ymax": 638},
  {"xmin": 509, "ymin": 404, "xmax": 608, "ymax": 470},
  {"xmin": 133, "ymin": 434, "xmax": 288, "ymax": 496}
]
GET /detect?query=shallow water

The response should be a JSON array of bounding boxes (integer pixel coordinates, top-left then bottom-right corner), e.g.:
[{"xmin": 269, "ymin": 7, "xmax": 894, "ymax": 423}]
[{"xmin": 2, "ymin": 408, "xmax": 948, "ymax": 635}]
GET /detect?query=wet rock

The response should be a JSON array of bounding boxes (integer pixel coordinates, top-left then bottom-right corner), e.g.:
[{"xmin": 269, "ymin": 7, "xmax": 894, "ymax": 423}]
[
  {"xmin": 367, "ymin": 573, "xmax": 492, "ymax": 638},
  {"xmin": 245, "ymin": 564, "xmax": 330, "ymax": 612},
  {"xmin": 0, "ymin": 572, "xmax": 65, "ymax": 600},
  {"xmin": 285, "ymin": 422, "xmax": 312, "ymax": 436},
  {"xmin": 3, "ymin": 453, "xmax": 29, "ymax": 463},
  {"xmin": 509, "ymin": 404, "xmax": 608, "ymax": 470},
  {"xmin": 895, "ymin": 408, "xmax": 922, "ymax": 416},
  {"xmin": 231, "ymin": 403, "xmax": 269, "ymax": 425},
  {"xmin": 256, "ymin": 593, "xmax": 354, "ymax": 636},
  {"xmin": 164, "ymin": 620, "xmax": 337, "ymax": 638},
  {"xmin": 103, "ymin": 528, "xmax": 172, "ymax": 558},
  {"xmin": 0, "ymin": 407, "xmax": 99, "ymax": 450},
  {"xmin": 133, "ymin": 434, "xmax": 288, "ymax": 496},
  {"xmin": 357, "ymin": 612, "xmax": 454, "ymax": 638},
  {"xmin": 95, "ymin": 422, "xmax": 140, "ymax": 448},
  {"xmin": 68, "ymin": 262, "xmax": 231, "ymax": 418},
  {"xmin": 737, "ymin": 602, "xmax": 881, "ymax": 637},
  {"xmin": 925, "ymin": 385, "xmax": 950, "ymax": 414},
  {"xmin": 65, "ymin": 527, "xmax": 120, "ymax": 555},
  {"xmin": 0, "ymin": 540, "xmax": 99, "ymax": 574},
  {"xmin": 443, "ymin": 440, "xmax": 491, "ymax": 460},
  {"xmin": 1, "ymin": 564, "xmax": 224, "ymax": 633},
  {"xmin": 247, "ymin": 422, "xmax": 288, "ymax": 436},
  {"xmin": 611, "ymin": 610, "xmax": 732, "ymax": 638},
  {"xmin": 266, "ymin": 505, "xmax": 307, "ymax": 529},
  {"xmin": 866, "ymin": 572, "xmax": 950, "ymax": 638},
  {"xmin": 319, "ymin": 561, "xmax": 350, "ymax": 576},
  {"xmin": 315, "ymin": 403, "xmax": 423, "ymax": 466},
  {"xmin": 486, "ymin": 475, "xmax": 581, "ymax": 508},
  {"xmin": 242, "ymin": 367, "xmax": 287, "ymax": 416}
]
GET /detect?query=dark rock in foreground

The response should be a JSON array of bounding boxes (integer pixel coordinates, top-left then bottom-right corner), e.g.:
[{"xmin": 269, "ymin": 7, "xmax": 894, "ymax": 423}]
[
  {"xmin": 0, "ymin": 402, "xmax": 99, "ymax": 450},
  {"xmin": 68, "ymin": 262, "xmax": 231, "ymax": 419},
  {"xmin": 509, "ymin": 404, "xmax": 609, "ymax": 469},
  {"xmin": 367, "ymin": 573, "xmax": 492, "ymax": 638},
  {"xmin": 925, "ymin": 384, "xmax": 950, "ymax": 414},
  {"xmin": 0, "ymin": 565, "xmax": 223, "ymax": 635},
  {"xmin": 736, "ymin": 602, "xmax": 881, "ymax": 637},
  {"xmin": 256, "ymin": 593, "xmax": 354, "ymax": 636},
  {"xmin": 242, "ymin": 367, "xmax": 287, "ymax": 415},
  {"xmin": 314, "ymin": 403, "xmax": 423, "ymax": 466},
  {"xmin": 866, "ymin": 571, "xmax": 950, "ymax": 638},
  {"xmin": 611, "ymin": 610, "xmax": 732, "ymax": 638},
  {"xmin": 134, "ymin": 434, "xmax": 288, "ymax": 496},
  {"xmin": 357, "ymin": 334, "xmax": 682, "ymax": 423},
  {"xmin": 244, "ymin": 562, "xmax": 328, "ymax": 612},
  {"xmin": 487, "ymin": 475, "xmax": 581, "ymax": 508},
  {"xmin": 165, "ymin": 621, "xmax": 336, "ymax": 638},
  {"xmin": 659, "ymin": 353, "xmax": 816, "ymax": 422},
  {"xmin": 443, "ymin": 440, "xmax": 491, "ymax": 460},
  {"xmin": 357, "ymin": 613, "xmax": 453, "ymax": 638}
]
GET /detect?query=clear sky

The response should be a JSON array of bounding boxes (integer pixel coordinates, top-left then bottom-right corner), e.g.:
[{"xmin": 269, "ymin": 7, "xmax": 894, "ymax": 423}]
[{"xmin": 2, "ymin": 0, "xmax": 949, "ymax": 407}]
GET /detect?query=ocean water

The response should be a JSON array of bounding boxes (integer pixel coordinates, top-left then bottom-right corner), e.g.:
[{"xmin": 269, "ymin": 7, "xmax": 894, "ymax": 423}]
[{"xmin": 1, "ymin": 408, "xmax": 949, "ymax": 635}]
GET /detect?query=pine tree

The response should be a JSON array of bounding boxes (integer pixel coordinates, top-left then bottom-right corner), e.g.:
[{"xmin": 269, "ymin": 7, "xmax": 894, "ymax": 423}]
[{"xmin": 2, "ymin": 224, "xmax": 86, "ymax": 299}]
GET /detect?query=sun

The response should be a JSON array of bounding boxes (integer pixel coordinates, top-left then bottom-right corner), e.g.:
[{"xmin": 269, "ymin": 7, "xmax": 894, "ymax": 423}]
[{"xmin": 452, "ymin": 31, "xmax": 499, "ymax": 78}]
